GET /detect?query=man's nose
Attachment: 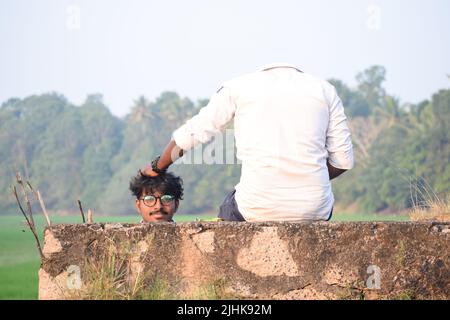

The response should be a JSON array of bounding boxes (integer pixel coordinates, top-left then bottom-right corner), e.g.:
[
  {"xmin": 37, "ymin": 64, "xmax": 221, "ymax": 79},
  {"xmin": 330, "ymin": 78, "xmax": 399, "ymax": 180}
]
[{"xmin": 153, "ymin": 198, "xmax": 162, "ymax": 209}]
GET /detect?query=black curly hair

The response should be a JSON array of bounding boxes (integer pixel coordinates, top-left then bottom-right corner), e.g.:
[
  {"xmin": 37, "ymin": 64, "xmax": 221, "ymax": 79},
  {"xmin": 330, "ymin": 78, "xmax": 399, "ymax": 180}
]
[{"xmin": 129, "ymin": 171, "xmax": 184, "ymax": 200}]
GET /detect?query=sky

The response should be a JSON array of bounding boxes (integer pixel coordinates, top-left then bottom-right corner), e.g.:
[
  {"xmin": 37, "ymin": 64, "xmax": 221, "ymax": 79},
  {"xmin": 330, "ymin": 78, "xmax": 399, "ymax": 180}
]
[{"xmin": 1, "ymin": 0, "xmax": 449, "ymax": 117}]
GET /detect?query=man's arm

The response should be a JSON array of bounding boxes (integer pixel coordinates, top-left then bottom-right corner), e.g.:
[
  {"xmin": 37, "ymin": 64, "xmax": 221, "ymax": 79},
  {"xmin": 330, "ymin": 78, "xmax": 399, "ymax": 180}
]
[
  {"xmin": 159, "ymin": 140, "xmax": 184, "ymax": 170},
  {"xmin": 327, "ymin": 160, "xmax": 347, "ymax": 180},
  {"xmin": 142, "ymin": 140, "xmax": 184, "ymax": 177},
  {"xmin": 325, "ymin": 83, "xmax": 354, "ymax": 174},
  {"xmin": 142, "ymin": 85, "xmax": 236, "ymax": 176}
]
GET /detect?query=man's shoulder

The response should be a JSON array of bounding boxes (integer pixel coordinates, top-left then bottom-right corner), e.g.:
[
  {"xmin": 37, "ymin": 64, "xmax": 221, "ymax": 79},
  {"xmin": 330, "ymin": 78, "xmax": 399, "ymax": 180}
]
[
  {"xmin": 299, "ymin": 72, "xmax": 334, "ymax": 89},
  {"xmin": 221, "ymin": 68, "xmax": 335, "ymax": 97},
  {"xmin": 222, "ymin": 71, "xmax": 261, "ymax": 88}
]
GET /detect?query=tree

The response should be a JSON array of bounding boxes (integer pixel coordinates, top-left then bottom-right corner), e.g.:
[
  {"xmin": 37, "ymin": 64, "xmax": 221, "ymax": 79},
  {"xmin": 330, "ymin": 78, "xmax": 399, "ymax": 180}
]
[
  {"xmin": 356, "ymin": 65, "xmax": 386, "ymax": 112},
  {"xmin": 0, "ymin": 67, "xmax": 448, "ymax": 216},
  {"xmin": 329, "ymin": 79, "xmax": 370, "ymax": 117}
]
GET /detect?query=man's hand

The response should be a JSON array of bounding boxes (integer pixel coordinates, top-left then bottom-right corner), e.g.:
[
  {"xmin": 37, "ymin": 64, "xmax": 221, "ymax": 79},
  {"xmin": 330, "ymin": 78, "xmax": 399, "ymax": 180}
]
[
  {"xmin": 140, "ymin": 165, "xmax": 159, "ymax": 177},
  {"xmin": 141, "ymin": 140, "xmax": 184, "ymax": 177},
  {"xmin": 327, "ymin": 160, "xmax": 347, "ymax": 180}
]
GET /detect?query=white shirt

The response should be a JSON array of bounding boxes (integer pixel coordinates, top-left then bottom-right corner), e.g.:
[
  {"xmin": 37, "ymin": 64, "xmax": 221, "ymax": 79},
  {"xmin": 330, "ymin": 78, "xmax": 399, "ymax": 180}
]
[{"xmin": 172, "ymin": 63, "xmax": 354, "ymax": 222}]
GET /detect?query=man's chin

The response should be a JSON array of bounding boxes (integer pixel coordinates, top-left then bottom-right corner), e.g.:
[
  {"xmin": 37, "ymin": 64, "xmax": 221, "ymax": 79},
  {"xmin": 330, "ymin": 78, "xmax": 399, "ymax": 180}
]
[{"xmin": 146, "ymin": 213, "xmax": 171, "ymax": 222}]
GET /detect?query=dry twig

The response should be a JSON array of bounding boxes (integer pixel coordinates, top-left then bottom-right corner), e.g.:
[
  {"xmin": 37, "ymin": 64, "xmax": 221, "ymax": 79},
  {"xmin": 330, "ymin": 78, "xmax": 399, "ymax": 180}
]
[
  {"xmin": 87, "ymin": 209, "xmax": 93, "ymax": 224},
  {"xmin": 26, "ymin": 181, "xmax": 51, "ymax": 227},
  {"xmin": 15, "ymin": 172, "xmax": 35, "ymax": 228},
  {"xmin": 77, "ymin": 199, "xmax": 86, "ymax": 223},
  {"xmin": 12, "ymin": 185, "xmax": 44, "ymax": 260}
]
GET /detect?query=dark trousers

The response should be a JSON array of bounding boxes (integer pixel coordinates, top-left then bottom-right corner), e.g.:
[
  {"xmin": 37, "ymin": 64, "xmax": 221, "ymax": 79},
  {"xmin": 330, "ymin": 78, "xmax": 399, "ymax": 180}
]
[
  {"xmin": 326, "ymin": 207, "xmax": 333, "ymax": 221},
  {"xmin": 218, "ymin": 189, "xmax": 334, "ymax": 222},
  {"xmin": 218, "ymin": 190, "xmax": 246, "ymax": 221}
]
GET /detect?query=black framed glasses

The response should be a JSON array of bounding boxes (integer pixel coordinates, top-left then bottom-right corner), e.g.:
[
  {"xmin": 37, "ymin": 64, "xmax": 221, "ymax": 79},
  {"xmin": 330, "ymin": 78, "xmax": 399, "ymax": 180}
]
[{"xmin": 140, "ymin": 194, "xmax": 175, "ymax": 207}]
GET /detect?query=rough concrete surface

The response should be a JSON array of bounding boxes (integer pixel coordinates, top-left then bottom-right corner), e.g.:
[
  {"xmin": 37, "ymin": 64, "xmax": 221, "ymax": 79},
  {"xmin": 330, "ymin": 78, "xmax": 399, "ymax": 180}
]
[{"xmin": 38, "ymin": 222, "xmax": 450, "ymax": 300}]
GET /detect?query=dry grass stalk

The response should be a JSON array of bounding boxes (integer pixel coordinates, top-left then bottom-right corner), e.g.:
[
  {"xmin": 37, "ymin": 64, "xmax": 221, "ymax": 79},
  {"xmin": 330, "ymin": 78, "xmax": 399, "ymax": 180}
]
[
  {"xmin": 77, "ymin": 199, "xmax": 86, "ymax": 223},
  {"xmin": 26, "ymin": 181, "xmax": 51, "ymax": 227},
  {"xmin": 409, "ymin": 193, "xmax": 450, "ymax": 221},
  {"xmin": 15, "ymin": 172, "xmax": 35, "ymax": 228},
  {"xmin": 11, "ymin": 184, "xmax": 44, "ymax": 260},
  {"xmin": 87, "ymin": 209, "xmax": 93, "ymax": 224},
  {"xmin": 66, "ymin": 241, "xmax": 174, "ymax": 300}
]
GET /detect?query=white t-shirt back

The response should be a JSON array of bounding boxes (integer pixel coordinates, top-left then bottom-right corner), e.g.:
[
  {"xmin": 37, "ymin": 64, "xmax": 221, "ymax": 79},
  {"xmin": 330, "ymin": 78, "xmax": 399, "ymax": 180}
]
[{"xmin": 172, "ymin": 63, "xmax": 354, "ymax": 222}]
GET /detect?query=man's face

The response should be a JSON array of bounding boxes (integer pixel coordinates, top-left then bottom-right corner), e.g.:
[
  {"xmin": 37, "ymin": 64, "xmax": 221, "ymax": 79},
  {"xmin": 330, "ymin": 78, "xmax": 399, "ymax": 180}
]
[{"xmin": 135, "ymin": 190, "xmax": 178, "ymax": 222}]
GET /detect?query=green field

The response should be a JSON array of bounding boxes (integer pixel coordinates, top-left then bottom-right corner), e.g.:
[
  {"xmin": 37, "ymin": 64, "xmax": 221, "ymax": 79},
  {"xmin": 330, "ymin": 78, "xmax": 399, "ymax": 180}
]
[{"xmin": 0, "ymin": 212, "xmax": 409, "ymax": 299}]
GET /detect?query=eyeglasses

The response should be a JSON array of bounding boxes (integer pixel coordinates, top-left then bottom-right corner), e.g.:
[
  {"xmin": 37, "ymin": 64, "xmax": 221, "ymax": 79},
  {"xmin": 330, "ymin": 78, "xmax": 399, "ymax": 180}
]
[{"xmin": 139, "ymin": 194, "xmax": 175, "ymax": 207}]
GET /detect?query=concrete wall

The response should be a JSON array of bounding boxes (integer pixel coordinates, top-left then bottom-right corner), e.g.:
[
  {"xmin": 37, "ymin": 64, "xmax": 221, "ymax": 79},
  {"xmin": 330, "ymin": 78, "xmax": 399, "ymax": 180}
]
[{"xmin": 38, "ymin": 221, "xmax": 450, "ymax": 300}]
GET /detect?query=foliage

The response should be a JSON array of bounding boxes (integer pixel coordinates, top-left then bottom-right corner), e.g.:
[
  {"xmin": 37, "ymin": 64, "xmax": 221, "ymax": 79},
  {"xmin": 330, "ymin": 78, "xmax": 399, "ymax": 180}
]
[{"xmin": 0, "ymin": 66, "xmax": 448, "ymax": 215}]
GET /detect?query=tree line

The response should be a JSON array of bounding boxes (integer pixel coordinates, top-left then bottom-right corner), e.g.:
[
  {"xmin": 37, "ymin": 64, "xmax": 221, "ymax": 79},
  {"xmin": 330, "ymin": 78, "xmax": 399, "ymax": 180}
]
[{"xmin": 0, "ymin": 66, "xmax": 448, "ymax": 216}]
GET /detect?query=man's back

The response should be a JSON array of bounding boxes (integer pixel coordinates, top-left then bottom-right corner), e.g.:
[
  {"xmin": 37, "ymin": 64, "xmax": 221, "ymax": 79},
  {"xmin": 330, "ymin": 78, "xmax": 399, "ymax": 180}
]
[{"xmin": 172, "ymin": 63, "xmax": 354, "ymax": 221}]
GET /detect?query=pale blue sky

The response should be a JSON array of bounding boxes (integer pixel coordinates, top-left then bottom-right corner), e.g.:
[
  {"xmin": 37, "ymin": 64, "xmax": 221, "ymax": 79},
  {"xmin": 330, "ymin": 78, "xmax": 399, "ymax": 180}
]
[{"xmin": 1, "ymin": 0, "xmax": 449, "ymax": 116}]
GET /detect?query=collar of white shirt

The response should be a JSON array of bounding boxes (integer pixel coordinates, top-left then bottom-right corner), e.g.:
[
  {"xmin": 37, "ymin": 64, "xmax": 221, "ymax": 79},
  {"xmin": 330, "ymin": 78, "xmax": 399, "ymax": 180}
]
[{"xmin": 259, "ymin": 63, "xmax": 303, "ymax": 73}]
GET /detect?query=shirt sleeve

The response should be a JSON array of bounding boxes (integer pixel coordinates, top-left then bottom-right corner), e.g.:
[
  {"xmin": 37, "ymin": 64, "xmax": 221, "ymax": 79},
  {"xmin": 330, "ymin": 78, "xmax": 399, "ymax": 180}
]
[
  {"xmin": 172, "ymin": 85, "xmax": 236, "ymax": 151},
  {"xmin": 325, "ymin": 84, "xmax": 354, "ymax": 170}
]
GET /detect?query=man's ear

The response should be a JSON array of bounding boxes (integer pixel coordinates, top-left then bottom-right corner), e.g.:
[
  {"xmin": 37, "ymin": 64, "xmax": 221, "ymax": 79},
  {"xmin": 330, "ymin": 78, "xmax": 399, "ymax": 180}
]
[
  {"xmin": 174, "ymin": 199, "xmax": 180, "ymax": 212},
  {"xmin": 135, "ymin": 199, "xmax": 141, "ymax": 213}
]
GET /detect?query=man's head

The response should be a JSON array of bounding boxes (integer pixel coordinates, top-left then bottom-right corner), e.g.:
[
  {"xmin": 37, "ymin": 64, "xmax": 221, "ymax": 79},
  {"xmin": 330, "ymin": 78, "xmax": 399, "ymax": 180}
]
[{"xmin": 129, "ymin": 171, "xmax": 183, "ymax": 222}]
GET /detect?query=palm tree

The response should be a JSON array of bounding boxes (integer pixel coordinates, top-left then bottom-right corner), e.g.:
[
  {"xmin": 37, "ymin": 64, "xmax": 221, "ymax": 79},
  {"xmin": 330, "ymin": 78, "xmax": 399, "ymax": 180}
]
[{"xmin": 130, "ymin": 96, "xmax": 154, "ymax": 122}]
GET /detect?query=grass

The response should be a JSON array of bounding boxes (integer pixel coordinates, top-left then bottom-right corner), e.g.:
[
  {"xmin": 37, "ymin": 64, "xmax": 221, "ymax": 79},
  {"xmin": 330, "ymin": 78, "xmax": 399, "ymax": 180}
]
[
  {"xmin": 330, "ymin": 212, "xmax": 410, "ymax": 222},
  {"xmin": 0, "ymin": 212, "xmax": 410, "ymax": 300},
  {"xmin": 409, "ymin": 193, "xmax": 450, "ymax": 222},
  {"xmin": 0, "ymin": 260, "xmax": 40, "ymax": 299}
]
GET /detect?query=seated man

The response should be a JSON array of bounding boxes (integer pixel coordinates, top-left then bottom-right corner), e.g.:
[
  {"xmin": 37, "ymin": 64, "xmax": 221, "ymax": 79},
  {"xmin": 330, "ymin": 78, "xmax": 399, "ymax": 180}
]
[
  {"xmin": 129, "ymin": 170, "xmax": 183, "ymax": 222},
  {"xmin": 142, "ymin": 64, "xmax": 353, "ymax": 222}
]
